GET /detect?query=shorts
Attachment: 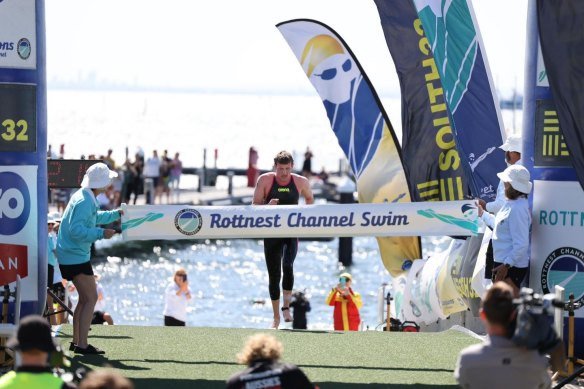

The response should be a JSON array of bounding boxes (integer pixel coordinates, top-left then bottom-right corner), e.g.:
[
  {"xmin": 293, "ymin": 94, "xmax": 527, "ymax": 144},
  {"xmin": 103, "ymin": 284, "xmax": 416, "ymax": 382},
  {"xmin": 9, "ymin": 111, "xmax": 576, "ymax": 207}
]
[
  {"xmin": 59, "ymin": 261, "xmax": 94, "ymax": 281},
  {"xmin": 92, "ymin": 311, "xmax": 106, "ymax": 324},
  {"xmin": 47, "ymin": 264, "xmax": 54, "ymax": 288},
  {"xmin": 164, "ymin": 315, "xmax": 186, "ymax": 326}
]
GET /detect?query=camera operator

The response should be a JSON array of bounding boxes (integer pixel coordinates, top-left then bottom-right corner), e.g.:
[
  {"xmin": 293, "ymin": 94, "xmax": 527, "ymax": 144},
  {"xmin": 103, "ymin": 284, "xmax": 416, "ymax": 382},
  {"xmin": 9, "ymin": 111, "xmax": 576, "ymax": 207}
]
[
  {"xmin": 454, "ymin": 282, "xmax": 552, "ymax": 389},
  {"xmin": 0, "ymin": 315, "xmax": 75, "ymax": 389},
  {"xmin": 163, "ymin": 268, "xmax": 192, "ymax": 326}
]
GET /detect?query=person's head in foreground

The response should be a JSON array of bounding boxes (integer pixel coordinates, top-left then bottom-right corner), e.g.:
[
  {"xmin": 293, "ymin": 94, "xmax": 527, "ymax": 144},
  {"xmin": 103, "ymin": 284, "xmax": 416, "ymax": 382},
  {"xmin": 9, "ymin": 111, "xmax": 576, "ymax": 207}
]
[
  {"xmin": 79, "ymin": 369, "xmax": 134, "ymax": 389},
  {"xmin": 237, "ymin": 333, "xmax": 283, "ymax": 366},
  {"xmin": 480, "ymin": 282, "xmax": 515, "ymax": 336},
  {"xmin": 8, "ymin": 315, "xmax": 60, "ymax": 366}
]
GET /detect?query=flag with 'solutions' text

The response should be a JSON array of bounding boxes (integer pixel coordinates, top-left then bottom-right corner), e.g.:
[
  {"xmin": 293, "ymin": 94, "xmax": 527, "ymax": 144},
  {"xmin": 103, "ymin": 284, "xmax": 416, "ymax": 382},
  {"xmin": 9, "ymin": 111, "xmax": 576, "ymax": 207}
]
[
  {"xmin": 412, "ymin": 0, "xmax": 506, "ymax": 202},
  {"xmin": 276, "ymin": 19, "xmax": 420, "ymax": 276},
  {"xmin": 374, "ymin": 0, "xmax": 471, "ymax": 203}
]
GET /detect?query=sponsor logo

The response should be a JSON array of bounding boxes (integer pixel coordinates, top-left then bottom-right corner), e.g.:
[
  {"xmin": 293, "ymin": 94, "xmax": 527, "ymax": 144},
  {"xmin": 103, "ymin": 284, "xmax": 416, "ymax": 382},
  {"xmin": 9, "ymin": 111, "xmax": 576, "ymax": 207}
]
[
  {"xmin": 17, "ymin": 38, "xmax": 31, "ymax": 60},
  {"xmin": 174, "ymin": 209, "xmax": 202, "ymax": 236},
  {"xmin": 277, "ymin": 187, "xmax": 290, "ymax": 193},
  {"xmin": 0, "ymin": 171, "xmax": 31, "ymax": 236},
  {"xmin": 0, "ymin": 243, "xmax": 28, "ymax": 285},
  {"xmin": 541, "ymin": 247, "xmax": 584, "ymax": 308}
]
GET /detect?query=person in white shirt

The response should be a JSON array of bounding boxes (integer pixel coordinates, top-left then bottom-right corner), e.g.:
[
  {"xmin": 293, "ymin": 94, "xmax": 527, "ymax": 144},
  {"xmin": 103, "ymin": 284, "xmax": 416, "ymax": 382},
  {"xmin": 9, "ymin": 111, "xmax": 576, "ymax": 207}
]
[
  {"xmin": 143, "ymin": 150, "xmax": 161, "ymax": 204},
  {"xmin": 163, "ymin": 268, "xmax": 192, "ymax": 326},
  {"xmin": 480, "ymin": 134, "xmax": 523, "ymax": 215},
  {"xmin": 477, "ymin": 165, "xmax": 532, "ymax": 290}
]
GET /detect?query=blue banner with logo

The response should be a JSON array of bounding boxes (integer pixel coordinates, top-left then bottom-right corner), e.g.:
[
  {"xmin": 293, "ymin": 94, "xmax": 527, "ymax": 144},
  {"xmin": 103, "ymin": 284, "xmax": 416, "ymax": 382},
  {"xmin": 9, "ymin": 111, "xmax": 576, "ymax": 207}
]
[
  {"xmin": 412, "ymin": 0, "xmax": 506, "ymax": 202},
  {"xmin": 277, "ymin": 19, "xmax": 421, "ymax": 275},
  {"xmin": 374, "ymin": 0, "xmax": 471, "ymax": 202},
  {"xmin": 0, "ymin": 0, "xmax": 47, "ymax": 315},
  {"xmin": 537, "ymin": 0, "xmax": 584, "ymax": 191}
]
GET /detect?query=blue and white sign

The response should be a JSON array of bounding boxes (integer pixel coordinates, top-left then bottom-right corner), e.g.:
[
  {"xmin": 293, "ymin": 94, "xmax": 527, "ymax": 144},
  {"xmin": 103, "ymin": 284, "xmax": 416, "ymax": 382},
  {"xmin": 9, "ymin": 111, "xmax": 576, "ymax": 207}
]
[
  {"xmin": 122, "ymin": 201, "xmax": 479, "ymax": 241},
  {"xmin": 0, "ymin": 165, "xmax": 38, "ymax": 301},
  {"xmin": 0, "ymin": 0, "xmax": 36, "ymax": 69}
]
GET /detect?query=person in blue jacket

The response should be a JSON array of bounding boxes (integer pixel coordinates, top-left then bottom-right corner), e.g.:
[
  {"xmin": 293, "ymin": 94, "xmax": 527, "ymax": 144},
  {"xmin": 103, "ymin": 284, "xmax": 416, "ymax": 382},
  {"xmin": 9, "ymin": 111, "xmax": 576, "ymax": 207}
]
[{"xmin": 56, "ymin": 163, "xmax": 122, "ymax": 355}]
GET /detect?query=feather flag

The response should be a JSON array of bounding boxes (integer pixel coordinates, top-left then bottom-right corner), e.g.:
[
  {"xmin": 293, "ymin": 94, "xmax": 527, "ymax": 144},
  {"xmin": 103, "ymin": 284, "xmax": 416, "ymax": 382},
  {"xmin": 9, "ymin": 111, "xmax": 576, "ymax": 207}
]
[{"xmin": 277, "ymin": 19, "xmax": 421, "ymax": 276}]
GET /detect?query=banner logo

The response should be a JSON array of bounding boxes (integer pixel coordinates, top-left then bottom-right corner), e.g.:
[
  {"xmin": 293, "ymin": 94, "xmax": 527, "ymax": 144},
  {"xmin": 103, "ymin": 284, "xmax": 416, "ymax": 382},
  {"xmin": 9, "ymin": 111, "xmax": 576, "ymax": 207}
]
[
  {"xmin": 541, "ymin": 247, "xmax": 584, "ymax": 308},
  {"xmin": 17, "ymin": 38, "xmax": 31, "ymax": 60},
  {"xmin": 174, "ymin": 209, "xmax": 202, "ymax": 236},
  {"xmin": 0, "ymin": 171, "xmax": 31, "ymax": 235}
]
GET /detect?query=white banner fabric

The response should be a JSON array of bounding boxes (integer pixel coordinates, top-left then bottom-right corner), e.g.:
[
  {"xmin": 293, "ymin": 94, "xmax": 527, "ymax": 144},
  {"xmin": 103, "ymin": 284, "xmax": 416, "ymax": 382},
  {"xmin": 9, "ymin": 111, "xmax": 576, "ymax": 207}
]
[{"xmin": 121, "ymin": 201, "xmax": 479, "ymax": 241}]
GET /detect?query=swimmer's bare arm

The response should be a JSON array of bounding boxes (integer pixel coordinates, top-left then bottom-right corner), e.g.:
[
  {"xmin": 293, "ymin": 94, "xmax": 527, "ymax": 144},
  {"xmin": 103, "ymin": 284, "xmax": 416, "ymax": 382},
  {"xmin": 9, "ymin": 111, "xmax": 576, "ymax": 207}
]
[
  {"xmin": 252, "ymin": 174, "xmax": 278, "ymax": 205},
  {"xmin": 296, "ymin": 175, "xmax": 314, "ymax": 205}
]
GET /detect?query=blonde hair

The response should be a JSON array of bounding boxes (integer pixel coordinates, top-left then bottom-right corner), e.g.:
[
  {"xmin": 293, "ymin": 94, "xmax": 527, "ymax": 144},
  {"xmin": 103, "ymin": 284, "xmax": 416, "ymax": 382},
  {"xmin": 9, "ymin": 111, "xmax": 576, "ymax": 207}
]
[
  {"xmin": 174, "ymin": 268, "xmax": 187, "ymax": 278},
  {"xmin": 236, "ymin": 334, "xmax": 283, "ymax": 366},
  {"xmin": 79, "ymin": 369, "xmax": 133, "ymax": 389}
]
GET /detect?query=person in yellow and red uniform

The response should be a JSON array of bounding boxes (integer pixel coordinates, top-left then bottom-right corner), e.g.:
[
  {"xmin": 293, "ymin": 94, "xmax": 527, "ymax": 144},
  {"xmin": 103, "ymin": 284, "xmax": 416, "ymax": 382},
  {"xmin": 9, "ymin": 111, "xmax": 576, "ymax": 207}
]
[{"xmin": 326, "ymin": 273, "xmax": 362, "ymax": 331}]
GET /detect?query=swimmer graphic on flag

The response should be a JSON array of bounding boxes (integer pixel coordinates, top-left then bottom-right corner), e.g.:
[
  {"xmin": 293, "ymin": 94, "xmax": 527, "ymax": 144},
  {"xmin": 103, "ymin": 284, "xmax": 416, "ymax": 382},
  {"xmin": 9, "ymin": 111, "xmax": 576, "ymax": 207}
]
[{"xmin": 277, "ymin": 19, "xmax": 421, "ymax": 275}]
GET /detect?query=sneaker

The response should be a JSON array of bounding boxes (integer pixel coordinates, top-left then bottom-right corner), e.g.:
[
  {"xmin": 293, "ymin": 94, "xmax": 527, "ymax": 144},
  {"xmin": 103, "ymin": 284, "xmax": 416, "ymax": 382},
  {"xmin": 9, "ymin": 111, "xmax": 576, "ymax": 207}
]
[
  {"xmin": 74, "ymin": 344, "xmax": 105, "ymax": 355},
  {"xmin": 69, "ymin": 342, "xmax": 76, "ymax": 351}
]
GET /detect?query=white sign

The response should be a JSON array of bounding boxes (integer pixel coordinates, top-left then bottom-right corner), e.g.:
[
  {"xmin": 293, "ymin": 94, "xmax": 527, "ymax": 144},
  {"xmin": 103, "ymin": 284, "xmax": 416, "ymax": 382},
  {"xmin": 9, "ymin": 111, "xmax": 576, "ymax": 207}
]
[
  {"xmin": 121, "ymin": 201, "xmax": 479, "ymax": 241},
  {"xmin": 530, "ymin": 180, "xmax": 584, "ymax": 315},
  {"xmin": 535, "ymin": 40, "xmax": 549, "ymax": 87},
  {"xmin": 0, "ymin": 165, "xmax": 38, "ymax": 301},
  {"xmin": 0, "ymin": 0, "xmax": 36, "ymax": 69}
]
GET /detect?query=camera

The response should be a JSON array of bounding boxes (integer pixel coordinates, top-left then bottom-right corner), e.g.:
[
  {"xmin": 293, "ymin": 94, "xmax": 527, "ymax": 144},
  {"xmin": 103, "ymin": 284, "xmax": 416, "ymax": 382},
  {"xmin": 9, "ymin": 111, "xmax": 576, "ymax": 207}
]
[{"xmin": 511, "ymin": 287, "xmax": 563, "ymax": 353}]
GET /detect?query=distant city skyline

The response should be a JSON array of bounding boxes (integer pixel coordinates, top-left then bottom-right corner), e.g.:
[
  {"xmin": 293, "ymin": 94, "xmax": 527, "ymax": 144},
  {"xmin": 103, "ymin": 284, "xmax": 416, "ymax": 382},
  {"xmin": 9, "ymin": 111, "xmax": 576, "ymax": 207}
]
[{"xmin": 46, "ymin": 0, "xmax": 528, "ymax": 97}]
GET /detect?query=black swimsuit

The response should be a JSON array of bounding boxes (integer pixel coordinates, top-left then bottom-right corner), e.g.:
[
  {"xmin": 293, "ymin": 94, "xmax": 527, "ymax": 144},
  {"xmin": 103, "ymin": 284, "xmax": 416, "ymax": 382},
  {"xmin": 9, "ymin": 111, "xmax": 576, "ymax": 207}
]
[{"xmin": 264, "ymin": 175, "xmax": 299, "ymax": 301}]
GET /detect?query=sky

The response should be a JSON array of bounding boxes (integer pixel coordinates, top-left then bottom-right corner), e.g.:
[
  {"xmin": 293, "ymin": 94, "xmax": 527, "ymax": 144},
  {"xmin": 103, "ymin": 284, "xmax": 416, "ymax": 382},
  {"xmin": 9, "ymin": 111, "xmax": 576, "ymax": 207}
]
[{"xmin": 45, "ymin": 0, "xmax": 529, "ymax": 98}]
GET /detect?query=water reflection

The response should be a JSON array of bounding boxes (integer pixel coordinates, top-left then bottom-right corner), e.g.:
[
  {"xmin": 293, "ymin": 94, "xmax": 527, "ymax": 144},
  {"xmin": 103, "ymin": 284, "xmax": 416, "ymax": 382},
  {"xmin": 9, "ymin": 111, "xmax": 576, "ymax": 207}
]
[{"xmin": 94, "ymin": 237, "xmax": 450, "ymax": 329}]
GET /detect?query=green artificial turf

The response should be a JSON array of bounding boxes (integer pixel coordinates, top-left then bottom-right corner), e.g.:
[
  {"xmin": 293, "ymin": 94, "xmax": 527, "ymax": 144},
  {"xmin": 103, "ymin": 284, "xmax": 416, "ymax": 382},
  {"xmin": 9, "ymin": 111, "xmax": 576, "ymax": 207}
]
[{"xmin": 55, "ymin": 325, "xmax": 480, "ymax": 388}]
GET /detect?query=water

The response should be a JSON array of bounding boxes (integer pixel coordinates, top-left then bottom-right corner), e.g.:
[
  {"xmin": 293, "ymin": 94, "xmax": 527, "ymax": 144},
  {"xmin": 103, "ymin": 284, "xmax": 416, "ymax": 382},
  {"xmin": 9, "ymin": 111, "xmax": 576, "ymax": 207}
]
[{"xmin": 93, "ymin": 236, "xmax": 451, "ymax": 330}]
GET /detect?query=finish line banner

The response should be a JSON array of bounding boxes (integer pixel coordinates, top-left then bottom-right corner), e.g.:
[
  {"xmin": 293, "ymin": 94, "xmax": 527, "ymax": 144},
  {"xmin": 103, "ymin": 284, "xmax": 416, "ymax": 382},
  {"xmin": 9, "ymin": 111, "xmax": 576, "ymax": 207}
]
[{"xmin": 121, "ymin": 201, "xmax": 479, "ymax": 241}]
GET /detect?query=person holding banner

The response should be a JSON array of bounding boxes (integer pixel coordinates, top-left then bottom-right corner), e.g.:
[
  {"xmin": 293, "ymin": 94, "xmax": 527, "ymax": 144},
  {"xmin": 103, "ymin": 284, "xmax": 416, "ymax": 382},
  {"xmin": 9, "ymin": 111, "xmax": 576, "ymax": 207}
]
[
  {"xmin": 252, "ymin": 151, "xmax": 314, "ymax": 329},
  {"xmin": 57, "ymin": 163, "xmax": 122, "ymax": 355},
  {"xmin": 477, "ymin": 165, "xmax": 532, "ymax": 290}
]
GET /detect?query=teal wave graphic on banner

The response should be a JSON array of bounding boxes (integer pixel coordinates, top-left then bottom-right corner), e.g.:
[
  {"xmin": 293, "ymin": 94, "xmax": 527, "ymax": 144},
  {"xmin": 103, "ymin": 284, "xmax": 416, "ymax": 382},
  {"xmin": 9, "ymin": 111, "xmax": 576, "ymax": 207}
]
[
  {"xmin": 416, "ymin": 206, "xmax": 478, "ymax": 235},
  {"xmin": 122, "ymin": 212, "xmax": 164, "ymax": 231}
]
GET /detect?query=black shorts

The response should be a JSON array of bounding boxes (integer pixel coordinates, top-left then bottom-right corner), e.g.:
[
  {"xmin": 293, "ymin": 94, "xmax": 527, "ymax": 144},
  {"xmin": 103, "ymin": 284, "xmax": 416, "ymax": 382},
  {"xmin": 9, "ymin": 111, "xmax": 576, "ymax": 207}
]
[
  {"xmin": 47, "ymin": 264, "xmax": 54, "ymax": 288},
  {"xmin": 164, "ymin": 315, "xmax": 185, "ymax": 326},
  {"xmin": 59, "ymin": 261, "xmax": 94, "ymax": 281},
  {"xmin": 493, "ymin": 262, "xmax": 528, "ymax": 288},
  {"xmin": 92, "ymin": 311, "xmax": 106, "ymax": 324}
]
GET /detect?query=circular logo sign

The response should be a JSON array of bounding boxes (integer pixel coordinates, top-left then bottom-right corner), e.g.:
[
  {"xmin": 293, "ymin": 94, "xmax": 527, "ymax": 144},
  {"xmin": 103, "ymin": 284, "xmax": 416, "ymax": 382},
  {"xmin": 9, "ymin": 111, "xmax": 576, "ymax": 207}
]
[
  {"xmin": 174, "ymin": 209, "xmax": 202, "ymax": 236},
  {"xmin": 541, "ymin": 247, "xmax": 584, "ymax": 308},
  {"xmin": 0, "ymin": 171, "xmax": 31, "ymax": 236},
  {"xmin": 17, "ymin": 38, "xmax": 31, "ymax": 60}
]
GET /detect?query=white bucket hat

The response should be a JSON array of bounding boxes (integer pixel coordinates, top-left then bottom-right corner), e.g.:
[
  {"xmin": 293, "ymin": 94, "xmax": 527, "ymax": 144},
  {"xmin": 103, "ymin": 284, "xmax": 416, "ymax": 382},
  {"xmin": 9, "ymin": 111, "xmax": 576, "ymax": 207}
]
[
  {"xmin": 81, "ymin": 162, "xmax": 117, "ymax": 189},
  {"xmin": 497, "ymin": 165, "xmax": 532, "ymax": 194},
  {"xmin": 499, "ymin": 134, "xmax": 522, "ymax": 153}
]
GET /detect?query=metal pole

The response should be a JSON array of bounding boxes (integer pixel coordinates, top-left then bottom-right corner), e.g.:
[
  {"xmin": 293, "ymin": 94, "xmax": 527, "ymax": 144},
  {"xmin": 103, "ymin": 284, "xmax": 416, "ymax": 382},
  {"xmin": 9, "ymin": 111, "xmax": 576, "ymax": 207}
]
[{"xmin": 337, "ymin": 177, "xmax": 355, "ymax": 266}]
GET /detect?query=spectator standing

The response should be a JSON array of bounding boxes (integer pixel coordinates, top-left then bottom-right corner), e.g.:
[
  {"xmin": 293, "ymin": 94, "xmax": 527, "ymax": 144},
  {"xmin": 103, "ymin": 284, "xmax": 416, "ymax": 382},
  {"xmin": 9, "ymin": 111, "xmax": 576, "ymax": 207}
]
[
  {"xmin": 143, "ymin": 150, "xmax": 160, "ymax": 204},
  {"xmin": 302, "ymin": 147, "xmax": 313, "ymax": 178},
  {"xmin": 170, "ymin": 152, "xmax": 183, "ymax": 203},
  {"xmin": 247, "ymin": 147, "xmax": 259, "ymax": 187},
  {"xmin": 326, "ymin": 273, "xmax": 362, "ymax": 331},
  {"xmin": 163, "ymin": 269, "xmax": 192, "ymax": 326},
  {"xmin": 57, "ymin": 163, "xmax": 122, "ymax": 354}
]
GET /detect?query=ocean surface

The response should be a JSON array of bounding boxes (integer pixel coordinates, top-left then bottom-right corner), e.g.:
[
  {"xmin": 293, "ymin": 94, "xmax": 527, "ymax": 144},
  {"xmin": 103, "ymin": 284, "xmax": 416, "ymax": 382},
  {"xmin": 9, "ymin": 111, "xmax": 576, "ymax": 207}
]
[{"xmin": 50, "ymin": 89, "xmax": 521, "ymax": 329}]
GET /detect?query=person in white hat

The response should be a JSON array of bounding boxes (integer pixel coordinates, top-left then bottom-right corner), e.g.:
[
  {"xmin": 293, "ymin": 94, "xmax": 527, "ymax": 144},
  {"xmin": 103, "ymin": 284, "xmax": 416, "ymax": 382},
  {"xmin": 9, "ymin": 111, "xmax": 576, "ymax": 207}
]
[
  {"xmin": 477, "ymin": 164, "xmax": 532, "ymax": 290},
  {"xmin": 56, "ymin": 162, "xmax": 123, "ymax": 355},
  {"xmin": 480, "ymin": 133, "xmax": 522, "ymax": 215}
]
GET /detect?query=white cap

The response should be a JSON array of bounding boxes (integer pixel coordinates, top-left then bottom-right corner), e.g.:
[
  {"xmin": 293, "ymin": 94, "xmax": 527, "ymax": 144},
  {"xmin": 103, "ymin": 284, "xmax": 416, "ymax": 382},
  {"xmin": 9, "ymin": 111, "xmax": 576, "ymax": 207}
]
[
  {"xmin": 497, "ymin": 165, "xmax": 532, "ymax": 194},
  {"xmin": 81, "ymin": 163, "xmax": 118, "ymax": 189},
  {"xmin": 499, "ymin": 134, "xmax": 522, "ymax": 153},
  {"xmin": 47, "ymin": 213, "xmax": 56, "ymax": 224}
]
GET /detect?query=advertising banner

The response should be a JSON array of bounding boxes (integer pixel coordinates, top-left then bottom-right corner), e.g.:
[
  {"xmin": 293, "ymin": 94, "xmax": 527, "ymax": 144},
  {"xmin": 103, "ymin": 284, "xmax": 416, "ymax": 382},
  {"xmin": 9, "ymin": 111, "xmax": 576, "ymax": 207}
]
[
  {"xmin": 374, "ymin": 0, "xmax": 470, "ymax": 202},
  {"xmin": 436, "ymin": 239, "xmax": 469, "ymax": 316},
  {"xmin": 277, "ymin": 19, "xmax": 420, "ymax": 275},
  {"xmin": 0, "ymin": 0, "xmax": 36, "ymax": 69},
  {"xmin": 412, "ymin": 0, "xmax": 506, "ymax": 201},
  {"xmin": 0, "ymin": 165, "xmax": 38, "ymax": 300},
  {"xmin": 530, "ymin": 181, "xmax": 584, "ymax": 316},
  {"xmin": 121, "ymin": 201, "xmax": 479, "ymax": 241}
]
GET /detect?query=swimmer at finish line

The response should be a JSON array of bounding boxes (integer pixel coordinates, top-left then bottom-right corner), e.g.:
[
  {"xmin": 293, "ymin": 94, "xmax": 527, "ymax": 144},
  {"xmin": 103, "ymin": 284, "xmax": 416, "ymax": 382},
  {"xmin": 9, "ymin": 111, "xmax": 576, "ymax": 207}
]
[{"xmin": 252, "ymin": 151, "xmax": 314, "ymax": 329}]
